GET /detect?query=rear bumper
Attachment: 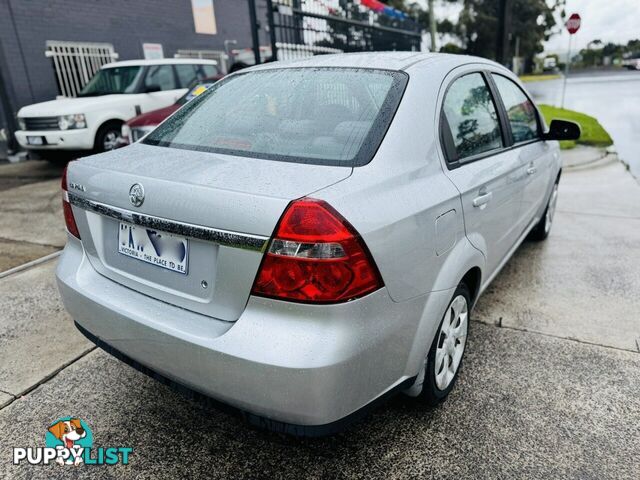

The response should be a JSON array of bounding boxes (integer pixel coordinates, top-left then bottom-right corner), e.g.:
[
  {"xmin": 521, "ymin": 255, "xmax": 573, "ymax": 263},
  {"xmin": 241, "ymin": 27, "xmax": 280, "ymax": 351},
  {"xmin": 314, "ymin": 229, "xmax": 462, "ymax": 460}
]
[
  {"xmin": 56, "ymin": 236, "xmax": 452, "ymax": 428},
  {"xmin": 15, "ymin": 129, "xmax": 94, "ymax": 150}
]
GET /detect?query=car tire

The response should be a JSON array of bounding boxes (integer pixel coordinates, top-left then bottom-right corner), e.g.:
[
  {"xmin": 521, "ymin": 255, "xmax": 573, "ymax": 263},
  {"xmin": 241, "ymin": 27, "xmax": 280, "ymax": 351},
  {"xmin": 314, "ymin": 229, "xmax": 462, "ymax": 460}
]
[
  {"xmin": 94, "ymin": 121, "xmax": 122, "ymax": 153},
  {"xmin": 529, "ymin": 180, "xmax": 559, "ymax": 241},
  {"xmin": 420, "ymin": 282, "xmax": 471, "ymax": 406}
]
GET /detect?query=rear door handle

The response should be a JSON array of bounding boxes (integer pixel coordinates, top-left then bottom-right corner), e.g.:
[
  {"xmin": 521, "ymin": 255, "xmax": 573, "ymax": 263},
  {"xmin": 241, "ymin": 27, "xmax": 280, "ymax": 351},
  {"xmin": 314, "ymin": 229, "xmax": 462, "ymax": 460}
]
[
  {"xmin": 472, "ymin": 191, "xmax": 493, "ymax": 208},
  {"xmin": 527, "ymin": 166, "xmax": 537, "ymax": 175}
]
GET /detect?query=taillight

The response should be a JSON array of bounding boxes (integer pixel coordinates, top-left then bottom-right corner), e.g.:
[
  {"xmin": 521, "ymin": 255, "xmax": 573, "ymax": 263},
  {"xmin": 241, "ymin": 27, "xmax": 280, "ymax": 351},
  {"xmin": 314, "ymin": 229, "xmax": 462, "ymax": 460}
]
[
  {"xmin": 251, "ymin": 198, "xmax": 383, "ymax": 303},
  {"xmin": 61, "ymin": 165, "xmax": 80, "ymax": 239}
]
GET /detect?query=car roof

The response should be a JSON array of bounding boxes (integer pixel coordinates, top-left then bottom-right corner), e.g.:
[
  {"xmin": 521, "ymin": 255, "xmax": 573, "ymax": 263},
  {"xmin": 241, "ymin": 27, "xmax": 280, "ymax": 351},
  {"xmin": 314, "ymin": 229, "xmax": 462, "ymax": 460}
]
[
  {"xmin": 101, "ymin": 58, "xmax": 218, "ymax": 69},
  {"xmin": 247, "ymin": 52, "xmax": 502, "ymax": 73}
]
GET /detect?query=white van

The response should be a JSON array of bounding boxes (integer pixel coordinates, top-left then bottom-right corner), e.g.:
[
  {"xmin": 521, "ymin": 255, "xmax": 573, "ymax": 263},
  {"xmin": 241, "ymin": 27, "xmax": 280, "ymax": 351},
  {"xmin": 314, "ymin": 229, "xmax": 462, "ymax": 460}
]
[{"xmin": 15, "ymin": 59, "xmax": 219, "ymax": 154}]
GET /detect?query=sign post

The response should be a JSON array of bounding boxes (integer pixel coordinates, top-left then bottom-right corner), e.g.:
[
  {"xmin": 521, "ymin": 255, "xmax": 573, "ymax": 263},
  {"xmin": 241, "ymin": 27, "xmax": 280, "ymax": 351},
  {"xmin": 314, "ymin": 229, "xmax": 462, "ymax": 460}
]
[{"xmin": 561, "ymin": 13, "xmax": 581, "ymax": 108}]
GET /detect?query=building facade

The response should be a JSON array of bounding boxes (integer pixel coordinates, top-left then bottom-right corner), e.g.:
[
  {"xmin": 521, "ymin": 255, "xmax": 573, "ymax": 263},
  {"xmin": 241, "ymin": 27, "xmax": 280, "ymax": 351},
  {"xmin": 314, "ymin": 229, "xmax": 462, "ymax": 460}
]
[
  {"xmin": 0, "ymin": 0, "xmax": 421, "ymax": 148},
  {"xmin": 0, "ymin": 0, "xmax": 265, "ymax": 136}
]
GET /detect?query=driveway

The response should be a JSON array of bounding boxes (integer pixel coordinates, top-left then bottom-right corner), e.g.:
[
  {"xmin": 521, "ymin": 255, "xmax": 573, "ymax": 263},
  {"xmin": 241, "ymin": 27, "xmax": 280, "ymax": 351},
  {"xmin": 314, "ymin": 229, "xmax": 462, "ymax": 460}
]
[
  {"xmin": 0, "ymin": 160, "xmax": 65, "ymax": 271},
  {"xmin": 0, "ymin": 152, "xmax": 638, "ymax": 479}
]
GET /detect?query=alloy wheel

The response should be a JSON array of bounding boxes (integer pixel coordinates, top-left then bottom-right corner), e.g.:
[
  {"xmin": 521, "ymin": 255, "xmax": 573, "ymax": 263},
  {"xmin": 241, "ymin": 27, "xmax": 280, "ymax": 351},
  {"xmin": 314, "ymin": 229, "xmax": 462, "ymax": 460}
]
[
  {"xmin": 545, "ymin": 183, "xmax": 559, "ymax": 234},
  {"xmin": 103, "ymin": 131, "xmax": 119, "ymax": 151}
]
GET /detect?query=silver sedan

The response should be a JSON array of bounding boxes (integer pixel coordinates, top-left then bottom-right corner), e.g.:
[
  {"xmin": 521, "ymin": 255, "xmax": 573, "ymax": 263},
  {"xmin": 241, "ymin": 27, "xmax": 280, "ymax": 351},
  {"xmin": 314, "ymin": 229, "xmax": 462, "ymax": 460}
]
[{"xmin": 57, "ymin": 53, "xmax": 579, "ymax": 435}]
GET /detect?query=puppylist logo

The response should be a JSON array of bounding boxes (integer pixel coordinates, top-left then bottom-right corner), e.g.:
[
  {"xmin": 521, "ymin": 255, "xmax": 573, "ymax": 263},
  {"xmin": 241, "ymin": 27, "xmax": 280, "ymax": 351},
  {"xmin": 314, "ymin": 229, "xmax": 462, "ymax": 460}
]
[{"xmin": 13, "ymin": 417, "xmax": 132, "ymax": 466}]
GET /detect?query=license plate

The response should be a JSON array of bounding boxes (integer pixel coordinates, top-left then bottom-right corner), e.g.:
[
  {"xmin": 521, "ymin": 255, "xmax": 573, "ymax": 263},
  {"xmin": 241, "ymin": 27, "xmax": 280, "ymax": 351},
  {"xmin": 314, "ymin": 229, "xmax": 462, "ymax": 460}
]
[
  {"xmin": 118, "ymin": 222, "xmax": 189, "ymax": 274},
  {"xmin": 27, "ymin": 136, "xmax": 45, "ymax": 146}
]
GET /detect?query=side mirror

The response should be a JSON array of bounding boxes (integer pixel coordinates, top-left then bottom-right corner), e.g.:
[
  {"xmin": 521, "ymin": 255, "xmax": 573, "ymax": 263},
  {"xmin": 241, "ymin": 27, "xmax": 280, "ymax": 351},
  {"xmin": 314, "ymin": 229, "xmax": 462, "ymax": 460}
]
[
  {"xmin": 144, "ymin": 84, "xmax": 162, "ymax": 93},
  {"xmin": 543, "ymin": 119, "xmax": 581, "ymax": 141}
]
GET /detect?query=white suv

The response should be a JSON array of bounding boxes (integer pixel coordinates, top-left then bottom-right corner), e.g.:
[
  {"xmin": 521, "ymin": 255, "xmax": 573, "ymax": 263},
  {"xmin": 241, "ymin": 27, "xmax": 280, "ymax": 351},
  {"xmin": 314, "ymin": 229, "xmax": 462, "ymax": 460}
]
[{"xmin": 15, "ymin": 59, "xmax": 219, "ymax": 154}]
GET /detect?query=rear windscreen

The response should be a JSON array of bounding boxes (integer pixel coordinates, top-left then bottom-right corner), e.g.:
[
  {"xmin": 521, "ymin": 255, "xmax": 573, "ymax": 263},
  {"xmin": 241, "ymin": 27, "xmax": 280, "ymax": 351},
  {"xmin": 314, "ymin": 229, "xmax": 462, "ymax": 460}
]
[{"xmin": 143, "ymin": 67, "xmax": 408, "ymax": 166}]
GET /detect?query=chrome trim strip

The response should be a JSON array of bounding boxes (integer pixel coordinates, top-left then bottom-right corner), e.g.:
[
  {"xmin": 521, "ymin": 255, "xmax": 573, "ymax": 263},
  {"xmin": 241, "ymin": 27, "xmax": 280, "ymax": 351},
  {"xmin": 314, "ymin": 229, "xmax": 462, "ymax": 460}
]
[{"xmin": 67, "ymin": 192, "xmax": 269, "ymax": 253}]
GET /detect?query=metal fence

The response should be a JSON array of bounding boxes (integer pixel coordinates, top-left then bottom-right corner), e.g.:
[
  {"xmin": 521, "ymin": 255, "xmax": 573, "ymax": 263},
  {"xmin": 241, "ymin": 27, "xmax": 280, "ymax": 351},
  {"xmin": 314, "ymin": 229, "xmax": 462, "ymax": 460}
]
[
  {"xmin": 267, "ymin": 0, "xmax": 422, "ymax": 61},
  {"xmin": 45, "ymin": 41, "xmax": 119, "ymax": 98}
]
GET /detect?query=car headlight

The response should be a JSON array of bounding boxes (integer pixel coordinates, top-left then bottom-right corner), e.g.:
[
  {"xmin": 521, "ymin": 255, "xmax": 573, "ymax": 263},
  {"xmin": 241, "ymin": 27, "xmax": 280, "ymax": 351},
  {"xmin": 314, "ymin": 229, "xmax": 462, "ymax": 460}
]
[
  {"xmin": 17, "ymin": 117, "xmax": 26, "ymax": 131},
  {"xmin": 58, "ymin": 114, "xmax": 87, "ymax": 130}
]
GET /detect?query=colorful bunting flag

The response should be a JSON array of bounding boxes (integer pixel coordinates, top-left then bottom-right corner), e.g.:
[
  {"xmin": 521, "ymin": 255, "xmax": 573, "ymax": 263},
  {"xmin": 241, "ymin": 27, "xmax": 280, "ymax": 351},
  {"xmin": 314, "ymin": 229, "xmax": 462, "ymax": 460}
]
[{"xmin": 361, "ymin": 0, "xmax": 408, "ymax": 20}]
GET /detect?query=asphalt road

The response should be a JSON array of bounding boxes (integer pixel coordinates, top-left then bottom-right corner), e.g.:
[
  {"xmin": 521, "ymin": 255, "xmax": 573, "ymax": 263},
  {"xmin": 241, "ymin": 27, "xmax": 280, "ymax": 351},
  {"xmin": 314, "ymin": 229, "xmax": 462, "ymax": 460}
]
[
  {"xmin": 0, "ymin": 158, "xmax": 64, "ymax": 192},
  {"xmin": 0, "ymin": 149, "xmax": 639, "ymax": 478},
  {"xmin": 526, "ymin": 70, "xmax": 640, "ymax": 178}
]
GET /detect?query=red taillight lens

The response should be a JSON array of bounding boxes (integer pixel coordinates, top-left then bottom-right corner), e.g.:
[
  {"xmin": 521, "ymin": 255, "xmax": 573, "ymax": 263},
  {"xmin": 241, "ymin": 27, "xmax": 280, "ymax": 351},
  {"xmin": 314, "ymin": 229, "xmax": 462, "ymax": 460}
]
[
  {"xmin": 251, "ymin": 198, "xmax": 383, "ymax": 303},
  {"xmin": 61, "ymin": 165, "xmax": 80, "ymax": 239}
]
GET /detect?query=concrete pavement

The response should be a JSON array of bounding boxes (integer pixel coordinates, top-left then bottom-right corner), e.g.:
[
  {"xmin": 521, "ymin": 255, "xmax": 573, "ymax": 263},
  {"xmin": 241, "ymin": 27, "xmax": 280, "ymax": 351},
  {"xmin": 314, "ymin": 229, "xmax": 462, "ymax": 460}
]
[
  {"xmin": 476, "ymin": 153, "xmax": 640, "ymax": 352},
  {"xmin": 0, "ymin": 161, "xmax": 65, "ymax": 270},
  {"xmin": 0, "ymin": 151, "xmax": 638, "ymax": 478},
  {"xmin": 0, "ymin": 158, "xmax": 63, "ymax": 192},
  {"xmin": 0, "ymin": 324, "xmax": 638, "ymax": 479},
  {"xmin": 0, "ymin": 260, "xmax": 92, "ymax": 404}
]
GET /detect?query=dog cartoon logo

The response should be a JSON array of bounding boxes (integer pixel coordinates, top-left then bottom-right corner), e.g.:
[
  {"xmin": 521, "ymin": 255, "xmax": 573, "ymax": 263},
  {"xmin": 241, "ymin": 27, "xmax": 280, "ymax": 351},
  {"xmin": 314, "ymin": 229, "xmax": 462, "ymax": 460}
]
[
  {"xmin": 13, "ymin": 417, "xmax": 132, "ymax": 466},
  {"xmin": 45, "ymin": 417, "xmax": 92, "ymax": 466}
]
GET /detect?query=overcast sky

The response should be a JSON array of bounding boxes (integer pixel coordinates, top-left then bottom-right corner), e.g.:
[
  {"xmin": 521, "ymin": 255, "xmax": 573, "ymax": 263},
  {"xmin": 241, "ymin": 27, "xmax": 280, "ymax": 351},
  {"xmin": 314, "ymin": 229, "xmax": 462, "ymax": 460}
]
[
  {"xmin": 544, "ymin": 0, "xmax": 640, "ymax": 53},
  {"xmin": 413, "ymin": 0, "xmax": 640, "ymax": 54}
]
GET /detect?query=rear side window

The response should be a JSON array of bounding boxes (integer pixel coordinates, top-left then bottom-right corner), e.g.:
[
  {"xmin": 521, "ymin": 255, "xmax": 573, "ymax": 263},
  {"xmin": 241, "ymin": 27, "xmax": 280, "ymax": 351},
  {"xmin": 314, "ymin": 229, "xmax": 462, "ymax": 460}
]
[
  {"xmin": 492, "ymin": 74, "xmax": 539, "ymax": 143},
  {"xmin": 200, "ymin": 64, "xmax": 219, "ymax": 78},
  {"xmin": 176, "ymin": 64, "xmax": 220, "ymax": 88},
  {"xmin": 144, "ymin": 68, "xmax": 408, "ymax": 166},
  {"xmin": 144, "ymin": 65, "xmax": 177, "ymax": 91},
  {"xmin": 175, "ymin": 65, "xmax": 198, "ymax": 88},
  {"xmin": 442, "ymin": 73, "xmax": 503, "ymax": 161}
]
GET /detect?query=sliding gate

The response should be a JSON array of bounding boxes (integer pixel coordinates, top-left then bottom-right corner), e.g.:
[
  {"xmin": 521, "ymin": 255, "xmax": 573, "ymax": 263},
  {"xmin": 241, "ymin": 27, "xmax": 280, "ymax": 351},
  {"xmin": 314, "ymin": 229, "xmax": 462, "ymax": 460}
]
[{"xmin": 266, "ymin": 0, "xmax": 422, "ymax": 61}]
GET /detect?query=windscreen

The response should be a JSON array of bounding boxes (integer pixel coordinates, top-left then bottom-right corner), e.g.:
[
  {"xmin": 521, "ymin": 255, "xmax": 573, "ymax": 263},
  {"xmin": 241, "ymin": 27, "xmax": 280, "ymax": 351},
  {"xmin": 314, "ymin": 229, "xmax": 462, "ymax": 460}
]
[
  {"xmin": 144, "ymin": 68, "xmax": 408, "ymax": 166},
  {"xmin": 79, "ymin": 66, "xmax": 143, "ymax": 96},
  {"xmin": 177, "ymin": 83, "xmax": 216, "ymax": 106}
]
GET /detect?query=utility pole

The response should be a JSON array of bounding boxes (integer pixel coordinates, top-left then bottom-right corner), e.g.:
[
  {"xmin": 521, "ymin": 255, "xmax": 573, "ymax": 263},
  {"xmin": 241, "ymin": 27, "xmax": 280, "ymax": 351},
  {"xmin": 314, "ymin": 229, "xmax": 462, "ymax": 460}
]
[
  {"xmin": 513, "ymin": 35, "xmax": 520, "ymax": 75},
  {"xmin": 496, "ymin": 0, "xmax": 511, "ymax": 65},
  {"xmin": 247, "ymin": 0, "xmax": 261, "ymax": 65},
  {"xmin": 428, "ymin": 0, "xmax": 437, "ymax": 52}
]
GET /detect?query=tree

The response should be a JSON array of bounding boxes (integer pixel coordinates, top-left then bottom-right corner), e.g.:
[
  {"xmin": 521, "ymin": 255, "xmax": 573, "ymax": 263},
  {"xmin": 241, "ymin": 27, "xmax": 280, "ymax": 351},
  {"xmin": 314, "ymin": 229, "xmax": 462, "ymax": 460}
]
[
  {"xmin": 440, "ymin": 42, "xmax": 465, "ymax": 54},
  {"xmin": 450, "ymin": 0, "xmax": 565, "ymax": 71}
]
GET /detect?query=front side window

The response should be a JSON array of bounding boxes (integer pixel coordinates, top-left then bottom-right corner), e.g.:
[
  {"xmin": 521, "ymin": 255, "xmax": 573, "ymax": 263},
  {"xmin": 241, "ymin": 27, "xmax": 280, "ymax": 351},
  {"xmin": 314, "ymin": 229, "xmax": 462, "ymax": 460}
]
[
  {"xmin": 78, "ymin": 66, "xmax": 143, "ymax": 96},
  {"xmin": 492, "ymin": 75, "xmax": 539, "ymax": 143},
  {"xmin": 199, "ymin": 64, "xmax": 219, "ymax": 79},
  {"xmin": 442, "ymin": 73, "xmax": 503, "ymax": 161},
  {"xmin": 144, "ymin": 68, "xmax": 408, "ymax": 166},
  {"xmin": 175, "ymin": 65, "xmax": 198, "ymax": 88},
  {"xmin": 176, "ymin": 64, "xmax": 220, "ymax": 88},
  {"xmin": 144, "ymin": 65, "xmax": 177, "ymax": 91}
]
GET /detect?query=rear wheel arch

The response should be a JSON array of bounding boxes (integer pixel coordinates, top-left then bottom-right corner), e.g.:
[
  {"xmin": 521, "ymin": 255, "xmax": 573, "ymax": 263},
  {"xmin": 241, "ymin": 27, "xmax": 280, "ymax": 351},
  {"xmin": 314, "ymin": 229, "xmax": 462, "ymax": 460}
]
[
  {"xmin": 460, "ymin": 267, "xmax": 482, "ymax": 308},
  {"xmin": 94, "ymin": 119, "xmax": 124, "ymax": 152}
]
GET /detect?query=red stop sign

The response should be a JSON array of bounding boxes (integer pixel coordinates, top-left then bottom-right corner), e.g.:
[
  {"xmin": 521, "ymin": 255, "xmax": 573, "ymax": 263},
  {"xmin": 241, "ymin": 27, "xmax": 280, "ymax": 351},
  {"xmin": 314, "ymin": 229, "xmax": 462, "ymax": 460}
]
[{"xmin": 566, "ymin": 13, "xmax": 581, "ymax": 35}]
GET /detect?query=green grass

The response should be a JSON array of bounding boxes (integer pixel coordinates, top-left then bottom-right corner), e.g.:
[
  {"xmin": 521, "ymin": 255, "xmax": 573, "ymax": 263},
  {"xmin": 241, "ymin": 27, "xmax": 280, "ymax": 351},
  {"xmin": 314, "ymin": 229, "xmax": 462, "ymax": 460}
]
[
  {"xmin": 538, "ymin": 104, "xmax": 613, "ymax": 150},
  {"xmin": 519, "ymin": 74, "xmax": 562, "ymax": 83}
]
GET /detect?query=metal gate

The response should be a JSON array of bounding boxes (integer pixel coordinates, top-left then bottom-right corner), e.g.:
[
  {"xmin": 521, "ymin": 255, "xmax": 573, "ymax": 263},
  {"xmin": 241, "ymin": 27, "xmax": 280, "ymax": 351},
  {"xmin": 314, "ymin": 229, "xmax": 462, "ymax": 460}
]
[
  {"xmin": 266, "ymin": 0, "xmax": 422, "ymax": 61},
  {"xmin": 45, "ymin": 41, "xmax": 119, "ymax": 98}
]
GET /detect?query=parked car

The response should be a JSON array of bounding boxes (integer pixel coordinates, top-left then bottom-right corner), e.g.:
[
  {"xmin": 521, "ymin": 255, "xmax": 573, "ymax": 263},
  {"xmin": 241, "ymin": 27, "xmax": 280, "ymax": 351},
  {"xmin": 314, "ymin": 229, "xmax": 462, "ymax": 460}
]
[
  {"xmin": 15, "ymin": 59, "xmax": 220, "ymax": 154},
  {"xmin": 622, "ymin": 57, "xmax": 640, "ymax": 70},
  {"xmin": 57, "ymin": 53, "xmax": 579, "ymax": 435},
  {"xmin": 119, "ymin": 79, "xmax": 221, "ymax": 147}
]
